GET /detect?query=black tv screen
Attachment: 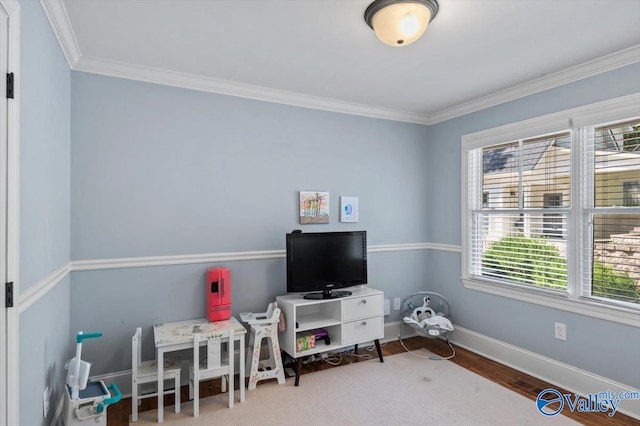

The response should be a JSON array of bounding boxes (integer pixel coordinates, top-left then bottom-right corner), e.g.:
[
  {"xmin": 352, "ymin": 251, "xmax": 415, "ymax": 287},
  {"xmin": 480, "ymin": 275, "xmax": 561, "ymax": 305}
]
[{"xmin": 286, "ymin": 231, "xmax": 367, "ymax": 299}]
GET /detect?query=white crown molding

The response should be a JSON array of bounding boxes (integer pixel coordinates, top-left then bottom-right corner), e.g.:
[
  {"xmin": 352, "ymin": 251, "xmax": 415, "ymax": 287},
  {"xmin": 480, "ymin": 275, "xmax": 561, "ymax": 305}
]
[
  {"xmin": 461, "ymin": 92, "xmax": 640, "ymax": 149},
  {"xmin": 73, "ymin": 56, "xmax": 431, "ymax": 125},
  {"xmin": 40, "ymin": 0, "xmax": 640, "ymax": 126},
  {"xmin": 71, "ymin": 45, "xmax": 640, "ymax": 127},
  {"xmin": 427, "ymin": 45, "xmax": 640, "ymax": 124},
  {"xmin": 39, "ymin": 0, "xmax": 80, "ymax": 67}
]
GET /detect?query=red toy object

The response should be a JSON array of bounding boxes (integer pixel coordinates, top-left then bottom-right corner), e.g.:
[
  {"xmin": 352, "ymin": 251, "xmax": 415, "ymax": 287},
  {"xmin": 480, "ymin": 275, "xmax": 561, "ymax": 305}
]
[{"xmin": 207, "ymin": 267, "xmax": 231, "ymax": 321}]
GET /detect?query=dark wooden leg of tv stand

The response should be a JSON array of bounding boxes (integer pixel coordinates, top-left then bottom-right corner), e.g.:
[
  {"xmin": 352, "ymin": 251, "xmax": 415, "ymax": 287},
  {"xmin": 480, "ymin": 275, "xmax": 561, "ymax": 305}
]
[
  {"xmin": 374, "ymin": 339, "xmax": 384, "ymax": 362},
  {"xmin": 295, "ymin": 357, "xmax": 303, "ymax": 386}
]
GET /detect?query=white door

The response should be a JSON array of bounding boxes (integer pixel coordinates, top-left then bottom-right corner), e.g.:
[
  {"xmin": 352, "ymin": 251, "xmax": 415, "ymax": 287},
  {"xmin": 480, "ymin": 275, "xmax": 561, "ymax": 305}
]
[
  {"xmin": 0, "ymin": 4, "xmax": 9, "ymax": 423},
  {"xmin": 0, "ymin": 1, "xmax": 15, "ymax": 422}
]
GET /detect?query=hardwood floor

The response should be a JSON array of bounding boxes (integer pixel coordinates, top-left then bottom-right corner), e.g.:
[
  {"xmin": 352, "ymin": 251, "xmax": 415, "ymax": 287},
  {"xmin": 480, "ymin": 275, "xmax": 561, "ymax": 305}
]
[{"xmin": 107, "ymin": 336, "xmax": 639, "ymax": 425}]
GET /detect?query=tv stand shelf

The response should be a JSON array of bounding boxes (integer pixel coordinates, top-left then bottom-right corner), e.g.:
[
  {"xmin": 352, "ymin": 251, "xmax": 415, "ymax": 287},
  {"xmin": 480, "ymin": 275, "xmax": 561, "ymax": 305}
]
[
  {"xmin": 277, "ymin": 287, "xmax": 384, "ymax": 386},
  {"xmin": 296, "ymin": 314, "xmax": 341, "ymax": 332}
]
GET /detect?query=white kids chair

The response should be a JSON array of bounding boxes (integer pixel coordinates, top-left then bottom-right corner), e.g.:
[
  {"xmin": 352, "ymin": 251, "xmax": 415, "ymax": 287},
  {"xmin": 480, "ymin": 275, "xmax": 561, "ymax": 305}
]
[
  {"xmin": 190, "ymin": 328, "xmax": 235, "ymax": 417},
  {"xmin": 131, "ymin": 327, "xmax": 182, "ymax": 422},
  {"xmin": 240, "ymin": 302, "xmax": 286, "ymax": 390}
]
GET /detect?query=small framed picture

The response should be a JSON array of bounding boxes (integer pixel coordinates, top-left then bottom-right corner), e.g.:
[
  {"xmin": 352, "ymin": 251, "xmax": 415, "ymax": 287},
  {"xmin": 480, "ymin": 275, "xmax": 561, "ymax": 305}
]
[
  {"xmin": 340, "ymin": 196, "xmax": 359, "ymax": 223},
  {"xmin": 299, "ymin": 191, "xmax": 330, "ymax": 224}
]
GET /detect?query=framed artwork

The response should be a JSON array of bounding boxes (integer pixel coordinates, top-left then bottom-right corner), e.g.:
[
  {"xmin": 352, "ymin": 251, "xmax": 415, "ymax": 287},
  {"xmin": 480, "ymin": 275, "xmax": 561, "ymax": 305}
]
[
  {"xmin": 299, "ymin": 191, "xmax": 329, "ymax": 224},
  {"xmin": 340, "ymin": 196, "xmax": 359, "ymax": 223}
]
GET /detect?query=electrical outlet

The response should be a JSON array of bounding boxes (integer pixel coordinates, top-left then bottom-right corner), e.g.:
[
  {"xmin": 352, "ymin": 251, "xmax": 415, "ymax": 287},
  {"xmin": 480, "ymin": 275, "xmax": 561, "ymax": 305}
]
[
  {"xmin": 393, "ymin": 297, "xmax": 401, "ymax": 310},
  {"xmin": 43, "ymin": 386, "xmax": 50, "ymax": 418},
  {"xmin": 555, "ymin": 322, "xmax": 566, "ymax": 341},
  {"xmin": 383, "ymin": 299, "xmax": 390, "ymax": 315}
]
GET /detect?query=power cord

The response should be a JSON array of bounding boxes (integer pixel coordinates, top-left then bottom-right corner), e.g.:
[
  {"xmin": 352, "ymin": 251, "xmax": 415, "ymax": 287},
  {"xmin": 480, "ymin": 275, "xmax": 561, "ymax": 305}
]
[
  {"xmin": 344, "ymin": 341, "xmax": 385, "ymax": 361},
  {"xmin": 398, "ymin": 335, "xmax": 455, "ymax": 360},
  {"xmin": 345, "ymin": 352, "xmax": 372, "ymax": 360},
  {"xmin": 323, "ymin": 355, "xmax": 343, "ymax": 365},
  {"xmin": 320, "ymin": 342, "xmax": 387, "ymax": 365}
]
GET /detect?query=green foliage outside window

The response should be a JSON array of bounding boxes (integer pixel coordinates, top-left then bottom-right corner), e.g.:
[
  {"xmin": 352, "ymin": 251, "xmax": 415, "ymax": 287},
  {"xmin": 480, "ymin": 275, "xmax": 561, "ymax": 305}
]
[
  {"xmin": 482, "ymin": 235, "xmax": 566, "ymax": 290},
  {"xmin": 482, "ymin": 235, "xmax": 639, "ymax": 303},
  {"xmin": 592, "ymin": 262, "xmax": 639, "ymax": 303}
]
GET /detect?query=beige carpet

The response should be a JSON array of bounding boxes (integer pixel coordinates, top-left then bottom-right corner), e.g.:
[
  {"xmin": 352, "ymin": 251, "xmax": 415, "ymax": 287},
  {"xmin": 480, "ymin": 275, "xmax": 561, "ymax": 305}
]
[{"xmin": 132, "ymin": 350, "xmax": 578, "ymax": 425}]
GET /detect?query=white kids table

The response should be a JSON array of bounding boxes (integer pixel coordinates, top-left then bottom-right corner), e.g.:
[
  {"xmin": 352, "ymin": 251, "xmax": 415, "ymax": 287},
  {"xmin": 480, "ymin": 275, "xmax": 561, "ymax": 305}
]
[{"xmin": 153, "ymin": 316, "xmax": 247, "ymax": 422}]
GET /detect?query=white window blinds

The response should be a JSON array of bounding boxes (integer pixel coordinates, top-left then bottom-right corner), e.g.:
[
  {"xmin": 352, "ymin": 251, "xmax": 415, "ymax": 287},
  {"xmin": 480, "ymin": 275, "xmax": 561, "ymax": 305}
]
[
  {"xmin": 469, "ymin": 132, "xmax": 571, "ymax": 292},
  {"xmin": 583, "ymin": 119, "xmax": 640, "ymax": 305},
  {"xmin": 463, "ymin": 95, "xmax": 640, "ymax": 322}
]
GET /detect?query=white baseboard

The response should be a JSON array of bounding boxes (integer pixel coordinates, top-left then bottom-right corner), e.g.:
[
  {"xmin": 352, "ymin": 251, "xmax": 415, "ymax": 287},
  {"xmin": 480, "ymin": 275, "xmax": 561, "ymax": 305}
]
[{"xmin": 449, "ymin": 325, "xmax": 640, "ymax": 420}]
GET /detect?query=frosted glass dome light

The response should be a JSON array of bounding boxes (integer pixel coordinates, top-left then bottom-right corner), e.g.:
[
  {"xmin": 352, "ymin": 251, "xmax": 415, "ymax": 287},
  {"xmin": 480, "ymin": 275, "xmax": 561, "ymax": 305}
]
[{"xmin": 364, "ymin": 0, "xmax": 439, "ymax": 47}]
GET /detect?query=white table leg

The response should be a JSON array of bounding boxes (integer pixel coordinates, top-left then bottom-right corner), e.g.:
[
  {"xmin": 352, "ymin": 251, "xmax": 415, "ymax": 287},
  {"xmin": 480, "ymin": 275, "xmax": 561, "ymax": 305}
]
[
  {"xmin": 157, "ymin": 348, "xmax": 164, "ymax": 423},
  {"xmin": 239, "ymin": 336, "xmax": 245, "ymax": 403}
]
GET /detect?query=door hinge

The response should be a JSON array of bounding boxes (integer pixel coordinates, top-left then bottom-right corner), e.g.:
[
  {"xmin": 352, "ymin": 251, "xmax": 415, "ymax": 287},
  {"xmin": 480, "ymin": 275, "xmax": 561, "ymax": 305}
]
[
  {"xmin": 6, "ymin": 72, "xmax": 14, "ymax": 99},
  {"xmin": 5, "ymin": 282, "xmax": 13, "ymax": 308}
]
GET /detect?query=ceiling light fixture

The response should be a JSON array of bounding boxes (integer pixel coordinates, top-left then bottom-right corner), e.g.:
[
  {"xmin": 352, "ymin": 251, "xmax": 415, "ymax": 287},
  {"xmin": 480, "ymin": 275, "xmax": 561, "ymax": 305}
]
[{"xmin": 364, "ymin": 0, "xmax": 439, "ymax": 47}]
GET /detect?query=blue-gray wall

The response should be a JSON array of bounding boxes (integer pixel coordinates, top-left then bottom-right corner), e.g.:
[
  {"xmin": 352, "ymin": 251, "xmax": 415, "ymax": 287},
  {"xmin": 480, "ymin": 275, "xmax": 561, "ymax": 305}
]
[
  {"xmin": 70, "ymin": 73, "xmax": 430, "ymax": 258},
  {"xmin": 425, "ymin": 63, "xmax": 640, "ymax": 388},
  {"xmin": 68, "ymin": 66, "xmax": 640, "ymax": 387},
  {"xmin": 19, "ymin": 0, "xmax": 70, "ymax": 294},
  {"xmin": 18, "ymin": 1, "xmax": 71, "ymax": 425},
  {"xmin": 70, "ymin": 72, "xmax": 431, "ymax": 374}
]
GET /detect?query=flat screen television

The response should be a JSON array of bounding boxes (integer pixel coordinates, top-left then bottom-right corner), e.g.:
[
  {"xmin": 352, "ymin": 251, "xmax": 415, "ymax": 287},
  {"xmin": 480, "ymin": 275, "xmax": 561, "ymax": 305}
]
[{"xmin": 286, "ymin": 230, "xmax": 367, "ymax": 299}]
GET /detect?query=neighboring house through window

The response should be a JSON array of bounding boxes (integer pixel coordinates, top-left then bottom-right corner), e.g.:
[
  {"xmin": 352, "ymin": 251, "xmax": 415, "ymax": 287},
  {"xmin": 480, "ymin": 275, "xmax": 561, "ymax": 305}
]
[{"xmin": 461, "ymin": 94, "xmax": 640, "ymax": 326}]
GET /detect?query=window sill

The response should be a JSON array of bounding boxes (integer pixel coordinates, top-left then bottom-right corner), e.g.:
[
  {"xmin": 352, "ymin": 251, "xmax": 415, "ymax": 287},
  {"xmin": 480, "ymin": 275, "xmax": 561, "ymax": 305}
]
[{"xmin": 461, "ymin": 277, "xmax": 640, "ymax": 328}]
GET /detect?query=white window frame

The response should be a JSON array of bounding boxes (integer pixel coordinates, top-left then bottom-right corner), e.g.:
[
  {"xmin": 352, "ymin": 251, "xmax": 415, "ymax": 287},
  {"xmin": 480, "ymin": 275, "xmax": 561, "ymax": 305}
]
[{"xmin": 461, "ymin": 93, "xmax": 640, "ymax": 327}]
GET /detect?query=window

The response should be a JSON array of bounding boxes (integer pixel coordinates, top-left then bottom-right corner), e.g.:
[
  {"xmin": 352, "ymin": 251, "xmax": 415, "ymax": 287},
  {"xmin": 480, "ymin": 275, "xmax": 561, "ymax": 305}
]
[
  {"xmin": 587, "ymin": 120, "xmax": 640, "ymax": 305},
  {"xmin": 462, "ymin": 94, "xmax": 640, "ymax": 325},
  {"xmin": 543, "ymin": 193, "xmax": 563, "ymax": 237},
  {"xmin": 623, "ymin": 181, "xmax": 640, "ymax": 207},
  {"xmin": 469, "ymin": 131, "xmax": 571, "ymax": 291}
]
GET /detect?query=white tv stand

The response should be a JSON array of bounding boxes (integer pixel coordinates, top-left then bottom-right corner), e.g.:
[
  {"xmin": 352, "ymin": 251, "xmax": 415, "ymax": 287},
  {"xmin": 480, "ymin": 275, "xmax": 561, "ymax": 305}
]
[{"xmin": 276, "ymin": 287, "xmax": 384, "ymax": 386}]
